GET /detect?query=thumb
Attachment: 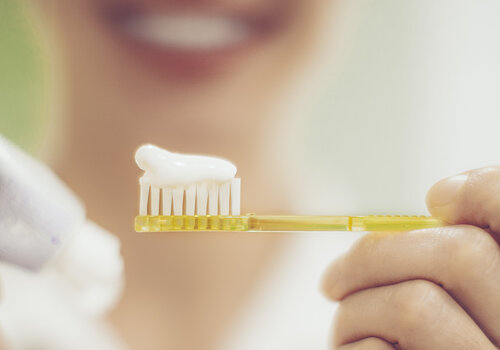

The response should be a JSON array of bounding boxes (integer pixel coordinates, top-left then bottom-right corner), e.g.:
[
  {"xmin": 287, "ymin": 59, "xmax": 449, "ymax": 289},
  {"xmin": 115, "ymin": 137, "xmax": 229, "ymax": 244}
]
[{"xmin": 426, "ymin": 167, "xmax": 500, "ymax": 235}]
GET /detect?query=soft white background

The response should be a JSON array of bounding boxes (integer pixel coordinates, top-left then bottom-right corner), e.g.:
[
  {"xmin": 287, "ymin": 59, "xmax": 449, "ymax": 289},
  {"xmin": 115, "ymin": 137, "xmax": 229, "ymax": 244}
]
[{"xmin": 278, "ymin": 0, "xmax": 500, "ymax": 216}]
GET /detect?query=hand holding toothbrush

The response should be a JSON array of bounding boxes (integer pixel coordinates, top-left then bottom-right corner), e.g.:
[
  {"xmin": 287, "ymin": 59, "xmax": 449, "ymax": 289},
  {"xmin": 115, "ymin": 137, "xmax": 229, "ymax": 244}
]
[
  {"xmin": 133, "ymin": 144, "xmax": 499, "ymax": 348},
  {"xmin": 322, "ymin": 167, "xmax": 500, "ymax": 349}
]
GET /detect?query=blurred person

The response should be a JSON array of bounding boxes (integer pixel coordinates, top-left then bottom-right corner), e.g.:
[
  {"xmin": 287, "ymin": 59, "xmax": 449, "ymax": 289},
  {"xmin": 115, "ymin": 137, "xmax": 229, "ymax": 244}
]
[
  {"xmin": 30, "ymin": 1, "xmax": 331, "ymax": 349},
  {"xmin": 3, "ymin": 0, "xmax": 500, "ymax": 349}
]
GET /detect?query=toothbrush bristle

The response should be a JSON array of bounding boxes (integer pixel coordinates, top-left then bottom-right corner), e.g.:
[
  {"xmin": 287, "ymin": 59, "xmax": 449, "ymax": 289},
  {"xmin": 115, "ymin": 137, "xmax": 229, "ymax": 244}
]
[
  {"xmin": 139, "ymin": 179, "xmax": 149, "ymax": 216},
  {"xmin": 150, "ymin": 186, "xmax": 160, "ymax": 216},
  {"xmin": 231, "ymin": 178, "xmax": 241, "ymax": 216},
  {"xmin": 139, "ymin": 178, "xmax": 241, "ymax": 217},
  {"xmin": 173, "ymin": 187, "xmax": 184, "ymax": 216},
  {"xmin": 162, "ymin": 188, "xmax": 172, "ymax": 215},
  {"xmin": 208, "ymin": 183, "xmax": 219, "ymax": 216},
  {"xmin": 196, "ymin": 182, "xmax": 208, "ymax": 215},
  {"xmin": 219, "ymin": 182, "xmax": 230, "ymax": 215},
  {"xmin": 185, "ymin": 184, "xmax": 196, "ymax": 216}
]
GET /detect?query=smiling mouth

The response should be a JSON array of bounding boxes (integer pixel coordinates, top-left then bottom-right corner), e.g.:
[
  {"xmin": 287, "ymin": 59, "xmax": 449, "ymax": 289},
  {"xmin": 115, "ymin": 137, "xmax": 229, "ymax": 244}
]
[
  {"xmin": 123, "ymin": 14, "xmax": 256, "ymax": 52},
  {"xmin": 103, "ymin": 4, "xmax": 283, "ymax": 55}
]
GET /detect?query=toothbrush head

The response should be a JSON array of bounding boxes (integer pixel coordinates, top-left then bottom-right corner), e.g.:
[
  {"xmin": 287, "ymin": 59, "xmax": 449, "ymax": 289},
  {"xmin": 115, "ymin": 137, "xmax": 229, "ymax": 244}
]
[
  {"xmin": 133, "ymin": 146, "xmax": 447, "ymax": 233},
  {"xmin": 135, "ymin": 144, "xmax": 241, "ymax": 230}
]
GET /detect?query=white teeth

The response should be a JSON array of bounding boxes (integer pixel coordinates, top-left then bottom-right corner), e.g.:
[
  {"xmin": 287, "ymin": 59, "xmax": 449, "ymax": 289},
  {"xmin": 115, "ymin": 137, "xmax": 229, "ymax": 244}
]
[{"xmin": 124, "ymin": 14, "xmax": 250, "ymax": 50}]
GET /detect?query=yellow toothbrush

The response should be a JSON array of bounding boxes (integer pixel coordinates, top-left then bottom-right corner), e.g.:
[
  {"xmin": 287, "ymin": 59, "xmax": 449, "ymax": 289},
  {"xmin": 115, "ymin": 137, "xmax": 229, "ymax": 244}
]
[
  {"xmin": 135, "ymin": 214, "xmax": 445, "ymax": 232},
  {"xmin": 134, "ymin": 144, "xmax": 446, "ymax": 233}
]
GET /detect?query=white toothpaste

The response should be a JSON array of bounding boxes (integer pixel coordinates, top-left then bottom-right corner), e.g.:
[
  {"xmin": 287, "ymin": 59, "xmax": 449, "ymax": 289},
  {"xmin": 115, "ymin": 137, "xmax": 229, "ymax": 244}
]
[
  {"xmin": 135, "ymin": 144, "xmax": 236, "ymax": 186},
  {"xmin": 135, "ymin": 144, "xmax": 240, "ymax": 216}
]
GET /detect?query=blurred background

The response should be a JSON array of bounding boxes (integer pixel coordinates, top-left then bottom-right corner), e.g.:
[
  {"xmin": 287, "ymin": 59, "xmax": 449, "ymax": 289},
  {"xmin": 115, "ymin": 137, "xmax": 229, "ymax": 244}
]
[
  {"xmin": 1, "ymin": 0, "xmax": 500, "ymax": 349},
  {"xmin": 0, "ymin": 0, "xmax": 46, "ymax": 151}
]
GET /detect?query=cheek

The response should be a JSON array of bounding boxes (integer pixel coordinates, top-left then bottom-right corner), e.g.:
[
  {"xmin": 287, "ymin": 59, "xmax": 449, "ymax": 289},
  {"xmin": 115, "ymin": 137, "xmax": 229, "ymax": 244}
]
[{"xmin": 267, "ymin": 0, "xmax": 329, "ymax": 70}]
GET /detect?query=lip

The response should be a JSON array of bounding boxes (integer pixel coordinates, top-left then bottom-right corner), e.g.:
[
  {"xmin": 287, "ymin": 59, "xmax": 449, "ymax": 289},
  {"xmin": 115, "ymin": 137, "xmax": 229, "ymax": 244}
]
[{"xmin": 100, "ymin": 3, "xmax": 284, "ymax": 77}]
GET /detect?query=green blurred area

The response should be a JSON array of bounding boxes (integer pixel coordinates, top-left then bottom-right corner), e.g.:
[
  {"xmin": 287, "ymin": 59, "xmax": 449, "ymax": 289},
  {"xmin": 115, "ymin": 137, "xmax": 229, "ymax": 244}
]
[{"xmin": 0, "ymin": 0, "xmax": 45, "ymax": 152}]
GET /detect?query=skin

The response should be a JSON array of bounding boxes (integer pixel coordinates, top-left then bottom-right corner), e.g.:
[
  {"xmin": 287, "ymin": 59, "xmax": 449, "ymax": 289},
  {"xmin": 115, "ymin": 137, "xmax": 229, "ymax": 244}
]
[{"xmin": 322, "ymin": 166, "xmax": 500, "ymax": 349}]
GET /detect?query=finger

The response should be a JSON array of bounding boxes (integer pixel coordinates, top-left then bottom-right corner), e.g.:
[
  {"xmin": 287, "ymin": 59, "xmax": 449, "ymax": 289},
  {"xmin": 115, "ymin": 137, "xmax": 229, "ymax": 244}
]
[
  {"xmin": 426, "ymin": 166, "xmax": 500, "ymax": 239},
  {"xmin": 322, "ymin": 225, "xmax": 500, "ymax": 345},
  {"xmin": 323, "ymin": 226, "xmax": 500, "ymax": 344},
  {"xmin": 333, "ymin": 280, "xmax": 496, "ymax": 350},
  {"xmin": 336, "ymin": 337, "xmax": 396, "ymax": 350}
]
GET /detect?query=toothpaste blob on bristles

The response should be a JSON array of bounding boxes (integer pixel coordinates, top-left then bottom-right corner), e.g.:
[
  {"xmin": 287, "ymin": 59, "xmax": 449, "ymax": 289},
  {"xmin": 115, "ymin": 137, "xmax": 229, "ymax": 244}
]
[
  {"xmin": 135, "ymin": 144, "xmax": 237, "ymax": 186},
  {"xmin": 135, "ymin": 144, "xmax": 240, "ymax": 216}
]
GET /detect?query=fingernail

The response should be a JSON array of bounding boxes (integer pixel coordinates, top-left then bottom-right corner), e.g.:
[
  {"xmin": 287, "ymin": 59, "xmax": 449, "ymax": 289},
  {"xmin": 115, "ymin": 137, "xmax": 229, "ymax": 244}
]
[{"xmin": 427, "ymin": 174, "xmax": 468, "ymax": 208}]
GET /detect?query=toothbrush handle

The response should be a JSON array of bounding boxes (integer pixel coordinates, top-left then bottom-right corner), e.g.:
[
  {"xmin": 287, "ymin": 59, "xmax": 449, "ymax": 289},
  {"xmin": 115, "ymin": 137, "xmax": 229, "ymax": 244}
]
[
  {"xmin": 350, "ymin": 215, "xmax": 446, "ymax": 232},
  {"xmin": 247, "ymin": 215, "xmax": 446, "ymax": 232},
  {"xmin": 134, "ymin": 215, "xmax": 447, "ymax": 232}
]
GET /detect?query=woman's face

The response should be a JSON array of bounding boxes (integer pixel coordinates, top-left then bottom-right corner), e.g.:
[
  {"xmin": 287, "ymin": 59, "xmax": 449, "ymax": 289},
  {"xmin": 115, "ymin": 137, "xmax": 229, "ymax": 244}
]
[{"xmin": 38, "ymin": 0, "xmax": 328, "ymax": 125}]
